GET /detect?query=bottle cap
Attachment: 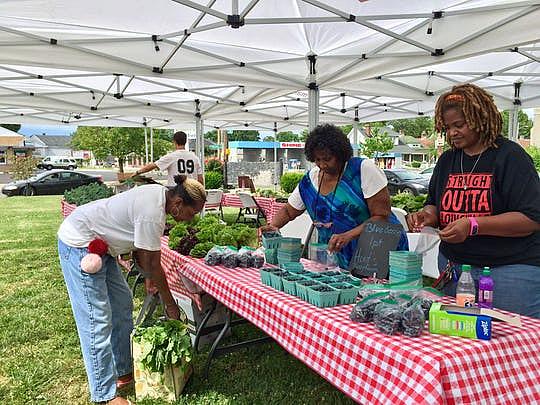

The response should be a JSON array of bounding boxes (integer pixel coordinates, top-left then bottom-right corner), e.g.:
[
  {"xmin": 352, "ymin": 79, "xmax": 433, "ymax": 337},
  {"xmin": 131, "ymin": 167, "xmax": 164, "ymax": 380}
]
[
  {"xmin": 462, "ymin": 264, "xmax": 471, "ymax": 272},
  {"xmin": 482, "ymin": 268, "xmax": 491, "ymax": 275}
]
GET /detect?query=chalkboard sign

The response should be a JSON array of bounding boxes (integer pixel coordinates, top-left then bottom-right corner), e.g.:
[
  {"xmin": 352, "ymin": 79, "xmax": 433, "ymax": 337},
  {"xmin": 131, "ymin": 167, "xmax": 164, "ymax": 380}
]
[{"xmin": 348, "ymin": 220, "xmax": 404, "ymax": 279}]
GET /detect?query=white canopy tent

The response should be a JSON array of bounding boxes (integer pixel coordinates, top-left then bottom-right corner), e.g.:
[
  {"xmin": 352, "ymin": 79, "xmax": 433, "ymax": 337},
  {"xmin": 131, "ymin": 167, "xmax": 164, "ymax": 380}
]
[{"xmin": 0, "ymin": 0, "xmax": 538, "ymax": 143}]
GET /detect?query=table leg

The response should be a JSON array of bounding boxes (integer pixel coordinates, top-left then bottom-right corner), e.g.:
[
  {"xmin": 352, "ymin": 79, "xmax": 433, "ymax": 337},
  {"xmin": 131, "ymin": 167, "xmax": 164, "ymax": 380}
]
[
  {"xmin": 204, "ymin": 307, "xmax": 272, "ymax": 380},
  {"xmin": 134, "ymin": 292, "xmax": 161, "ymax": 326},
  {"xmin": 193, "ymin": 299, "xmax": 218, "ymax": 353}
]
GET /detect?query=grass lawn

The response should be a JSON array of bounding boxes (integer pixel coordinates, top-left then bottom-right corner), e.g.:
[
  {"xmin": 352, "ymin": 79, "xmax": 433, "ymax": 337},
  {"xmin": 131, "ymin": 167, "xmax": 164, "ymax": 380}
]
[{"xmin": 0, "ymin": 196, "xmax": 354, "ymax": 405}]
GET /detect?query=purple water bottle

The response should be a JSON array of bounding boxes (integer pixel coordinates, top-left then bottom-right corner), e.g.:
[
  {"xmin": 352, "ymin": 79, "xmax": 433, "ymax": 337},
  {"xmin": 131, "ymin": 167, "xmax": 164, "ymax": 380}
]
[{"xmin": 478, "ymin": 267, "xmax": 494, "ymax": 309}]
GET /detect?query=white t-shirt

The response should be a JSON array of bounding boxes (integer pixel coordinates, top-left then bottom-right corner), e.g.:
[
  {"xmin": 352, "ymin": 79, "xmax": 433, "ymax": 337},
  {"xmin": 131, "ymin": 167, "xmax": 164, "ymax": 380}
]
[
  {"xmin": 155, "ymin": 149, "xmax": 202, "ymax": 186},
  {"xmin": 58, "ymin": 185, "xmax": 167, "ymax": 256},
  {"xmin": 288, "ymin": 159, "xmax": 388, "ymax": 211}
]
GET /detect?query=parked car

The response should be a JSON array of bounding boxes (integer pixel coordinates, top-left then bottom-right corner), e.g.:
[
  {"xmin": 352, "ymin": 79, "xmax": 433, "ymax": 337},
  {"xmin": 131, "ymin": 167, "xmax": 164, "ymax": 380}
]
[
  {"xmin": 37, "ymin": 156, "xmax": 78, "ymax": 170},
  {"xmin": 383, "ymin": 169, "xmax": 429, "ymax": 196},
  {"xmin": 2, "ymin": 170, "xmax": 102, "ymax": 197},
  {"xmin": 419, "ymin": 165, "xmax": 435, "ymax": 179}
]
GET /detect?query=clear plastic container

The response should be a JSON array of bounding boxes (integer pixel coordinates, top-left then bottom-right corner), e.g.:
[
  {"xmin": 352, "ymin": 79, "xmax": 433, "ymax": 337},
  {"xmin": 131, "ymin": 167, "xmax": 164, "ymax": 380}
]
[
  {"xmin": 456, "ymin": 264, "xmax": 476, "ymax": 307},
  {"xmin": 309, "ymin": 243, "xmax": 328, "ymax": 264}
]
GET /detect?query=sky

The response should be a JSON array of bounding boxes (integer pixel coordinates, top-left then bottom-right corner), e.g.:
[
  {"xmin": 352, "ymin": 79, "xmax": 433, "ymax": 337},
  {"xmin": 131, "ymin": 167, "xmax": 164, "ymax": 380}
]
[{"xmin": 18, "ymin": 124, "xmax": 77, "ymax": 136}]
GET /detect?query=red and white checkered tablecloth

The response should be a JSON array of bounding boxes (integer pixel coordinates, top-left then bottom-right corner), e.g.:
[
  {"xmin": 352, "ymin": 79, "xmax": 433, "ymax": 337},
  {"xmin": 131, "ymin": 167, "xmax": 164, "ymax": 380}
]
[
  {"xmin": 160, "ymin": 238, "xmax": 205, "ymax": 310},
  {"xmin": 161, "ymin": 244, "xmax": 540, "ymax": 405},
  {"xmin": 61, "ymin": 199, "xmax": 77, "ymax": 218},
  {"xmin": 268, "ymin": 201, "xmax": 286, "ymax": 223},
  {"xmin": 221, "ymin": 194, "xmax": 278, "ymax": 222},
  {"xmin": 221, "ymin": 193, "xmax": 242, "ymax": 208}
]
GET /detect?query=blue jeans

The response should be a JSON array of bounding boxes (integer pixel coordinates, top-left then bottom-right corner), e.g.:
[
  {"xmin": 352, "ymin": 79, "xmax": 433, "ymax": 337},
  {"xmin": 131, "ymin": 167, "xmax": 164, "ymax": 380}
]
[
  {"xmin": 58, "ymin": 239, "xmax": 133, "ymax": 402},
  {"xmin": 438, "ymin": 252, "xmax": 540, "ymax": 319}
]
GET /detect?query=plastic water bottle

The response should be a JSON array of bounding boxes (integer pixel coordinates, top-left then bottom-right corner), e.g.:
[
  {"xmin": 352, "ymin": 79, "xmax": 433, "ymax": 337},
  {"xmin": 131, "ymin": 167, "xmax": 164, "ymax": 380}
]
[
  {"xmin": 456, "ymin": 264, "xmax": 476, "ymax": 307},
  {"xmin": 478, "ymin": 267, "xmax": 494, "ymax": 309}
]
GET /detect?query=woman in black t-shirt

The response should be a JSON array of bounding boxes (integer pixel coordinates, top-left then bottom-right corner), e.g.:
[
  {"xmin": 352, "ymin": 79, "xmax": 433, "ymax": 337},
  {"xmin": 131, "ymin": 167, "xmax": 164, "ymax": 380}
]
[{"xmin": 407, "ymin": 83, "xmax": 540, "ymax": 318}]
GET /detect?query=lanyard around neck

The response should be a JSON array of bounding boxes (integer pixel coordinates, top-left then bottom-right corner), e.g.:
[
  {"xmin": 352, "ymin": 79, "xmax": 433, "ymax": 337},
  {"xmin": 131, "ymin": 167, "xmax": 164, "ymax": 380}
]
[{"xmin": 314, "ymin": 162, "xmax": 347, "ymax": 227}]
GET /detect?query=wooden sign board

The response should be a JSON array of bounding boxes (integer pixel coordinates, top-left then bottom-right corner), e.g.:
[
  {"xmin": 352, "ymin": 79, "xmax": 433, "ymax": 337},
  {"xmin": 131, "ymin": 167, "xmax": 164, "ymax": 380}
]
[{"xmin": 348, "ymin": 220, "xmax": 404, "ymax": 279}]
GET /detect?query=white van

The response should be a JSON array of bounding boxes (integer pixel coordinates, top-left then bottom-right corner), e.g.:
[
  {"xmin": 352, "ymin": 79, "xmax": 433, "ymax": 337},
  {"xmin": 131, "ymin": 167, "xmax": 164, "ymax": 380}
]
[{"xmin": 37, "ymin": 156, "xmax": 78, "ymax": 170}]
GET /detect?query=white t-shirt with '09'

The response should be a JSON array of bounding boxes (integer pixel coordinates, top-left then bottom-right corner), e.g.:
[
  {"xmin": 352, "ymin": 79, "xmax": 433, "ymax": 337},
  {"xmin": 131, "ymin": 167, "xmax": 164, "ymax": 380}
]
[
  {"xmin": 58, "ymin": 185, "xmax": 167, "ymax": 256},
  {"xmin": 155, "ymin": 149, "xmax": 202, "ymax": 186}
]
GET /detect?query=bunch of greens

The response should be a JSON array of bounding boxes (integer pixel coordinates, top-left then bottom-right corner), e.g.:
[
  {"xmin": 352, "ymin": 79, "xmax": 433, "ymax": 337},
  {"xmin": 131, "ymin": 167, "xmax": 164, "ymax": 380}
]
[
  {"xmin": 189, "ymin": 241, "xmax": 215, "ymax": 258},
  {"xmin": 177, "ymin": 232, "xmax": 199, "ymax": 255},
  {"xmin": 390, "ymin": 193, "xmax": 427, "ymax": 213},
  {"xmin": 64, "ymin": 183, "xmax": 114, "ymax": 206},
  {"xmin": 256, "ymin": 188, "xmax": 290, "ymax": 202},
  {"xmin": 168, "ymin": 223, "xmax": 190, "ymax": 249},
  {"xmin": 256, "ymin": 188, "xmax": 278, "ymax": 198},
  {"xmin": 168, "ymin": 214, "xmax": 257, "ymax": 257},
  {"xmin": 133, "ymin": 319, "xmax": 192, "ymax": 374}
]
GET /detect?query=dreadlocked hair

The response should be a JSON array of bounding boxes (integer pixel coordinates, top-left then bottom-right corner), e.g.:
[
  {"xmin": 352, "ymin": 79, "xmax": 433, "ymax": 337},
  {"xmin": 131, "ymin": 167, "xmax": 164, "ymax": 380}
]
[{"xmin": 434, "ymin": 83, "xmax": 502, "ymax": 148}]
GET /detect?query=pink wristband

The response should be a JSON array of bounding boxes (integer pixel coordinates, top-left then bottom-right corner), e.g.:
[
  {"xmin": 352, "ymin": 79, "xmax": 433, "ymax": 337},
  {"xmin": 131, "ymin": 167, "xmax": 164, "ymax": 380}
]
[{"xmin": 469, "ymin": 217, "xmax": 479, "ymax": 236}]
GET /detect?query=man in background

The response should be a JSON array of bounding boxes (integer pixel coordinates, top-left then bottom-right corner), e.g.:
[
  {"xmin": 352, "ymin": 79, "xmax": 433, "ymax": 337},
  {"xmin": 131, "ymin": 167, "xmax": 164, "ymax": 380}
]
[{"xmin": 133, "ymin": 131, "xmax": 204, "ymax": 186}]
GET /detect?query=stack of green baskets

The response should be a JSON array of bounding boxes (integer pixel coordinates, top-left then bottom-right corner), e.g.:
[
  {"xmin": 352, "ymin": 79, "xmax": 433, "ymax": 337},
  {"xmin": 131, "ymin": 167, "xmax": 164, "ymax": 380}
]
[
  {"xmin": 389, "ymin": 251, "xmax": 423, "ymax": 285},
  {"xmin": 262, "ymin": 233, "xmax": 282, "ymax": 265},
  {"xmin": 277, "ymin": 237, "xmax": 302, "ymax": 265},
  {"xmin": 280, "ymin": 262, "xmax": 304, "ymax": 272}
]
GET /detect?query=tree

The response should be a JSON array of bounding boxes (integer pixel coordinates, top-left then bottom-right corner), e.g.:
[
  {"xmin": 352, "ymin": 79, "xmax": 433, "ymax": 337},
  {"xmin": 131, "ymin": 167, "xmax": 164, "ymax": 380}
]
[
  {"xmin": 262, "ymin": 135, "xmax": 275, "ymax": 142},
  {"xmin": 10, "ymin": 156, "xmax": 37, "ymax": 180},
  {"xmin": 228, "ymin": 130, "xmax": 259, "ymax": 141},
  {"xmin": 387, "ymin": 117, "xmax": 434, "ymax": 138},
  {"xmin": 71, "ymin": 126, "xmax": 111, "ymax": 161},
  {"xmin": 100, "ymin": 127, "xmax": 142, "ymax": 173},
  {"xmin": 204, "ymin": 129, "xmax": 218, "ymax": 143},
  {"xmin": 364, "ymin": 121, "xmax": 387, "ymax": 130},
  {"xmin": 526, "ymin": 146, "xmax": 540, "ymax": 171},
  {"xmin": 339, "ymin": 125, "xmax": 353, "ymax": 136},
  {"xmin": 298, "ymin": 125, "xmax": 353, "ymax": 141},
  {"xmin": 501, "ymin": 110, "xmax": 533, "ymax": 139},
  {"xmin": 1, "ymin": 124, "xmax": 21, "ymax": 132},
  {"xmin": 276, "ymin": 131, "xmax": 299, "ymax": 142},
  {"xmin": 71, "ymin": 126, "xmax": 171, "ymax": 172},
  {"xmin": 360, "ymin": 127, "xmax": 394, "ymax": 158}
]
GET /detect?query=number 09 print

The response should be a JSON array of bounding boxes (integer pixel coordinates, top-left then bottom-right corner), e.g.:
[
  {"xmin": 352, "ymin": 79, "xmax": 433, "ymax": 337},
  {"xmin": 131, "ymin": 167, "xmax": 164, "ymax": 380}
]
[{"xmin": 177, "ymin": 159, "xmax": 195, "ymax": 174}]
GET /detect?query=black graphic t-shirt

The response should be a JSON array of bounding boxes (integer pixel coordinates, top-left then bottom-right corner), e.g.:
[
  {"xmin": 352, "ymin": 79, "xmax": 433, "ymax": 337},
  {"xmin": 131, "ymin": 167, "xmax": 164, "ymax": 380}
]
[{"xmin": 426, "ymin": 136, "xmax": 540, "ymax": 267}]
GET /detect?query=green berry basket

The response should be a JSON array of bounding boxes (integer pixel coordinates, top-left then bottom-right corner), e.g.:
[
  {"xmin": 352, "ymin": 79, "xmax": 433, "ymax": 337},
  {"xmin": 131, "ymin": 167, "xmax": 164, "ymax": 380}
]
[
  {"xmin": 282, "ymin": 275, "xmax": 303, "ymax": 296},
  {"xmin": 304, "ymin": 273, "xmax": 333, "ymax": 284},
  {"xmin": 307, "ymin": 284, "xmax": 340, "ymax": 308},
  {"xmin": 329, "ymin": 282, "xmax": 360, "ymax": 305},
  {"xmin": 331, "ymin": 274, "xmax": 362, "ymax": 287},
  {"xmin": 268, "ymin": 270, "xmax": 287, "ymax": 291},
  {"xmin": 259, "ymin": 268, "xmax": 274, "ymax": 287},
  {"xmin": 279, "ymin": 237, "xmax": 302, "ymax": 250},
  {"xmin": 262, "ymin": 233, "xmax": 282, "ymax": 249},
  {"xmin": 264, "ymin": 248, "xmax": 278, "ymax": 265},
  {"xmin": 295, "ymin": 279, "xmax": 321, "ymax": 301},
  {"xmin": 280, "ymin": 262, "xmax": 304, "ymax": 272},
  {"xmin": 319, "ymin": 270, "xmax": 343, "ymax": 277}
]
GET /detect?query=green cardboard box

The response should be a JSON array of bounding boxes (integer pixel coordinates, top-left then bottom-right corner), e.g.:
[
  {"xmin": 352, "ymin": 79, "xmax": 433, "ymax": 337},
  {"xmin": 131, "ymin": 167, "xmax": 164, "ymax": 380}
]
[{"xmin": 429, "ymin": 303, "xmax": 521, "ymax": 340}]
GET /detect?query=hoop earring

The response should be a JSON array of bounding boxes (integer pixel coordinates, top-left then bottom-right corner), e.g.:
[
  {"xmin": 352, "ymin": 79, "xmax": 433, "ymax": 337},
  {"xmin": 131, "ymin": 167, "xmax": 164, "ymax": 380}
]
[{"xmin": 171, "ymin": 206, "xmax": 180, "ymax": 218}]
